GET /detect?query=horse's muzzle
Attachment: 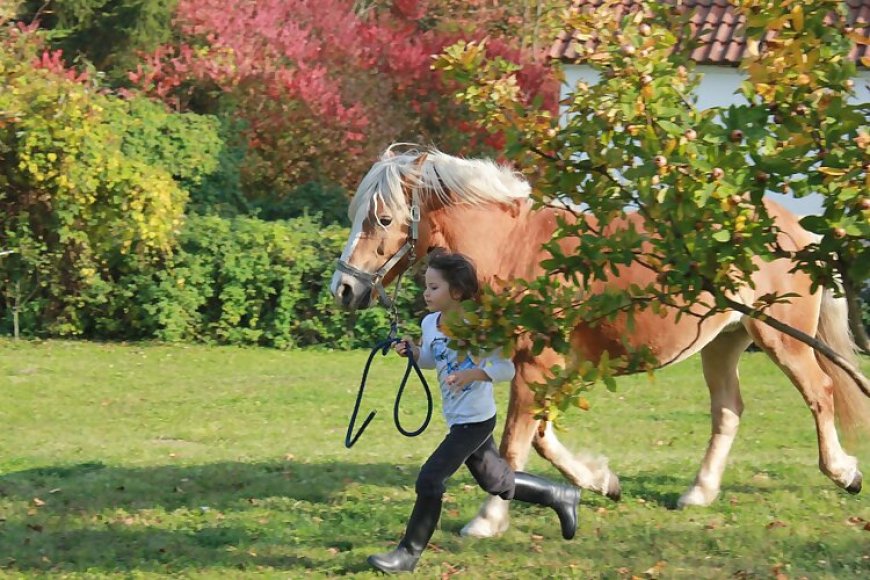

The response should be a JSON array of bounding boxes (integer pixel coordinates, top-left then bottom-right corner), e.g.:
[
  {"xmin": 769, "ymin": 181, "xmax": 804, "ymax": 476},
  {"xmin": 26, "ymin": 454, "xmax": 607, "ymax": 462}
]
[{"xmin": 333, "ymin": 275, "xmax": 373, "ymax": 310}]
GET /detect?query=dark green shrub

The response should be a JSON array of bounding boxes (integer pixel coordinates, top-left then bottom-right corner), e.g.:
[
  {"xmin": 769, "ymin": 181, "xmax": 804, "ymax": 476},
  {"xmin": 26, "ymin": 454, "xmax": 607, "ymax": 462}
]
[
  {"xmin": 94, "ymin": 214, "xmax": 423, "ymax": 349},
  {"xmin": 249, "ymin": 181, "xmax": 350, "ymax": 226}
]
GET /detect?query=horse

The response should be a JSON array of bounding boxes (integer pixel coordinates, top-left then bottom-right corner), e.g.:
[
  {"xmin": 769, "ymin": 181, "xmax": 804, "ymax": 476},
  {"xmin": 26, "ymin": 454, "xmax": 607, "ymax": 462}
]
[{"xmin": 330, "ymin": 145, "xmax": 869, "ymax": 538}]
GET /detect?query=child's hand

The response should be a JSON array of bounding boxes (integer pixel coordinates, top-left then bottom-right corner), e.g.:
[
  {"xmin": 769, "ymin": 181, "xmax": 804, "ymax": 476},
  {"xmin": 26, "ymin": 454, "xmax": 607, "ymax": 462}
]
[
  {"xmin": 394, "ymin": 338, "xmax": 417, "ymax": 360},
  {"xmin": 445, "ymin": 369, "xmax": 485, "ymax": 393}
]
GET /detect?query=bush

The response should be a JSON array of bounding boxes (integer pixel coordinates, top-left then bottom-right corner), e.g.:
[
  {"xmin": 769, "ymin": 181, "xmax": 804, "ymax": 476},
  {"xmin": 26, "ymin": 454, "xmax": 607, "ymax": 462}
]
[
  {"xmin": 91, "ymin": 214, "xmax": 423, "ymax": 349},
  {"xmin": 0, "ymin": 25, "xmax": 193, "ymax": 336},
  {"xmin": 249, "ymin": 181, "xmax": 349, "ymax": 226}
]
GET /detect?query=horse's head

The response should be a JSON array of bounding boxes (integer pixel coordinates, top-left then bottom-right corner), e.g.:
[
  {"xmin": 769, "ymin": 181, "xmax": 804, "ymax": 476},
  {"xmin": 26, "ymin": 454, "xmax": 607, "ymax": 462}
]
[
  {"xmin": 330, "ymin": 148, "xmax": 432, "ymax": 310},
  {"xmin": 331, "ymin": 145, "xmax": 532, "ymax": 309}
]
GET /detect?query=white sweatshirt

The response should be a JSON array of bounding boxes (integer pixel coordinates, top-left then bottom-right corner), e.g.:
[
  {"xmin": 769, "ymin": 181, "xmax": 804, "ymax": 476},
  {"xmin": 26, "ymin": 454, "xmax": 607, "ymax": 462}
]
[{"xmin": 416, "ymin": 312, "xmax": 515, "ymax": 427}]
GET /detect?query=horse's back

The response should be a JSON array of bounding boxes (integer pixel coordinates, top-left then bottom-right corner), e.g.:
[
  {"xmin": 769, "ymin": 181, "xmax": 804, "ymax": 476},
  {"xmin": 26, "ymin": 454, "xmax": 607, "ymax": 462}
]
[{"xmin": 567, "ymin": 199, "xmax": 819, "ymax": 369}]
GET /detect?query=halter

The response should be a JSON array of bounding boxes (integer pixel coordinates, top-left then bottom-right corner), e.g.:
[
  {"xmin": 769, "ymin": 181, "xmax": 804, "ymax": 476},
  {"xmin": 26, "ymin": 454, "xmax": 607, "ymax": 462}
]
[
  {"xmin": 340, "ymin": 195, "xmax": 433, "ymax": 449},
  {"xmin": 340, "ymin": 154, "xmax": 433, "ymax": 449},
  {"xmin": 335, "ymin": 155, "xmax": 425, "ymax": 314}
]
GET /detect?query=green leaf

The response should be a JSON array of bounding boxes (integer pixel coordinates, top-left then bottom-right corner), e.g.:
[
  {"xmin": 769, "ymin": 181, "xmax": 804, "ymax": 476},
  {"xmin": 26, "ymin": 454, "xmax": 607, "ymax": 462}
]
[
  {"xmin": 657, "ymin": 120, "xmax": 682, "ymax": 135},
  {"xmin": 799, "ymin": 215, "xmax": 828, "ymax": 233}
]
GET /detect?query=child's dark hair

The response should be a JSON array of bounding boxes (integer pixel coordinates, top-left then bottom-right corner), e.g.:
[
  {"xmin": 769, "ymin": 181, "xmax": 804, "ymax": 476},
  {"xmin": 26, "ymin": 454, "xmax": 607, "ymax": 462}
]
[{"xmin": 427, "ymin": 250, "xmax": 479, "ymax": 301}]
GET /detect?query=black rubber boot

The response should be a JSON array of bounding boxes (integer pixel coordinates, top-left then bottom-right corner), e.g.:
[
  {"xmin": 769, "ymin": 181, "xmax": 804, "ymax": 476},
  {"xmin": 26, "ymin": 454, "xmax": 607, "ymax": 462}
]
[
  {"xmin": 512, "ymin": 472, "xmax": 581, "ymax": 540},
  {"xmin": 367, "ymin": 495, "xmax": 442, "ymax": 573}
]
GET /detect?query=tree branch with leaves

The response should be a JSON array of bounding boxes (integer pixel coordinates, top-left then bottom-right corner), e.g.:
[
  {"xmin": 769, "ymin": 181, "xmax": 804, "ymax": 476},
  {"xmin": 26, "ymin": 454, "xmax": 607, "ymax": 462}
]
[{"xmin": 434, "ymin": 0, "xmax": 869, "ymax": 421}]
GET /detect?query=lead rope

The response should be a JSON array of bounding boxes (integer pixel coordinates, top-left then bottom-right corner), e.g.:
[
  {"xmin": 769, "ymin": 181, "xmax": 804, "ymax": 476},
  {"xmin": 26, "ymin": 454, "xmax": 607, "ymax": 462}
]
[
  {"xmin": 344, "ymin": 208, "xmax": 433, "ymax": 448},
  {"xmin": 344, "ymin": 320, "xmax": 434, "ymax": 448}
]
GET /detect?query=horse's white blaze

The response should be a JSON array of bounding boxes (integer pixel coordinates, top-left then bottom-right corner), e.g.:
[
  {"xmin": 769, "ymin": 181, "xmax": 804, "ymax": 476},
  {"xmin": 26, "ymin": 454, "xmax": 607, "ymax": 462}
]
[{"xmin": 330, "ymin": 206, "xmax": 366, "ymax": 297}]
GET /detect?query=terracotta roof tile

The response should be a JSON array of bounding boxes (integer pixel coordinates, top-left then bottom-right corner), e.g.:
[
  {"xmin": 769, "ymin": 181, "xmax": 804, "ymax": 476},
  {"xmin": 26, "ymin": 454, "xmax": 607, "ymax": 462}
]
[{"xmin": 551, "ymin": 0, "xmax": 870, "ymax": 67}]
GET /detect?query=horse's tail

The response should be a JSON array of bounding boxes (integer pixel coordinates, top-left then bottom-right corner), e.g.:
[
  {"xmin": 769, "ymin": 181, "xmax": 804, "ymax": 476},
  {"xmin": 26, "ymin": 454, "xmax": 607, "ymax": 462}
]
[{"xmin": 816, "ymin": 288, "xmax": 870, "ymax": 437}]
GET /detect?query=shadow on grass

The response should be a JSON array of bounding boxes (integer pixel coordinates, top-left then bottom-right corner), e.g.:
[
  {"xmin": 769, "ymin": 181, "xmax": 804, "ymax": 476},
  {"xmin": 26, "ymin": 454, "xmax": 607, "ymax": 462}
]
[
  {"xmin": 0, "ymin": 459, "xmax": 409, "ymax": 511},
  {"xmin": 0, "ymin": 523, "xmax": 337, "ymax": 574},
  {"xmin": 617, "ymin": 473, "xmax": 685, "ymax": 509},
  {"xmin": 612, "ymin": 470, "xmax": 811, "ymax": 510},
  {"xmin": 0, "ymin": 459, "xmax": 411, "ymax": 574},
  {"xmin": 0, "ymin": 462, "xmax": 850, "ymax": 575}
]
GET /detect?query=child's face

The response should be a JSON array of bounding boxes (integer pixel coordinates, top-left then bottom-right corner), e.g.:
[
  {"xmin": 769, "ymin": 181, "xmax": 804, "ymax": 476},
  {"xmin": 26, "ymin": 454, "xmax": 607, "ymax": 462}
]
[{"xmin": 423, "ymin": 267, "xmax": 461, "ymax": 313}]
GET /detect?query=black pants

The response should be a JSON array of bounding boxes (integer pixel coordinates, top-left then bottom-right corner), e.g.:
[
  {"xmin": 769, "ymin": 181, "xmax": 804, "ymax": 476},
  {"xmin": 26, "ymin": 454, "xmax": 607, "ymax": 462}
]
[{"xmin": 415, "ymin": 415, "xmax": 515, "ymax": 500}]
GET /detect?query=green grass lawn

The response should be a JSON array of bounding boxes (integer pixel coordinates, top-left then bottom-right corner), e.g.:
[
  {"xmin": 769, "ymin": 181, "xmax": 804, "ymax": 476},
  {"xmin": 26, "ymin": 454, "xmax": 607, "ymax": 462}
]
[{"xmin": 0, "ymin": 339, "xmax": 868, "ymax": 578}]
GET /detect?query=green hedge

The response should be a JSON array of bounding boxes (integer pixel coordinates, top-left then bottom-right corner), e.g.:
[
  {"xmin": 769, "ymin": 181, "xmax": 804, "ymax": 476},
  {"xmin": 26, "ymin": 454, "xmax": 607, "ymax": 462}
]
[
  {"xmin": 0, "ymin": 213, "xmax": 424, "ymax": 349},
  {"xmin": 110, "ymin": 213, "xmax": 424, "ymax": 349}
]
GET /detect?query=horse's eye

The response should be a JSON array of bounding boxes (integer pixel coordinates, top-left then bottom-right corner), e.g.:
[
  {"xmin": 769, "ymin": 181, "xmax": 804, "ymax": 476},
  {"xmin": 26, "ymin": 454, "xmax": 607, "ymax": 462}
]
[{"xmin": 378, "ymin": 216, "xmax": 393, "ymax": 227}]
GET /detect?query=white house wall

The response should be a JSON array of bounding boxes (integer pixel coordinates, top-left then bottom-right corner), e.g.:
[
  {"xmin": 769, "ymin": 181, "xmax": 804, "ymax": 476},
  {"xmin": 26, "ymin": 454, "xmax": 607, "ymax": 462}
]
[
  {"xmin": 562, "ymin": 65, "xmax": 870, "ymax": 110},
  {"xmin": 560, "ymin": 64, "xmax": 870, "ymax": 215}
]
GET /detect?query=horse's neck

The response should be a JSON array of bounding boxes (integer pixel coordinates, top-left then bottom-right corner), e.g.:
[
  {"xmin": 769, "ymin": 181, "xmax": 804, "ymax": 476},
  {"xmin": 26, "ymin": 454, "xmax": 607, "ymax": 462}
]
[{"xmin": 434, "ymin": 203, "xmax": 560, "ymax": 282}]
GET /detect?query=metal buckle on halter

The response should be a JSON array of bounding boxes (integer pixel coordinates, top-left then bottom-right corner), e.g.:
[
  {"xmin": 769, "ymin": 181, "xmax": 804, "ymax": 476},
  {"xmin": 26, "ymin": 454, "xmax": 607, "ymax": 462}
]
[{"xmin": 409, "ymin": 205, "xmax": 421, "ymax": 223}]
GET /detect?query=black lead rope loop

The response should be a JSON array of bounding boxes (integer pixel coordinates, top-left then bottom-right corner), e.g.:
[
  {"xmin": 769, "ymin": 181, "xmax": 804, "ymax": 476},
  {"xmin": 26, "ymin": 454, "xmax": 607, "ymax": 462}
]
[
  {"xmin": 344, "ymin": 340, "xmax": 384, "ymax": 449},
  {"xmin": 345, "ymin": 336, "xmax": 433, "ymax": 448},
  {"xmin": 393, "ymin": 340, "xmax": 433, "ymax": 437}
]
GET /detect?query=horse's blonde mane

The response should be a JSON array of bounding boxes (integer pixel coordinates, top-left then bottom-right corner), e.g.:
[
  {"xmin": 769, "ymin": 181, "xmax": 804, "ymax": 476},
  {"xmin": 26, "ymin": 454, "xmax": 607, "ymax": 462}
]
[{"xmin": 348, "ymin": 144, "xmax": 531, "ymax": 225}]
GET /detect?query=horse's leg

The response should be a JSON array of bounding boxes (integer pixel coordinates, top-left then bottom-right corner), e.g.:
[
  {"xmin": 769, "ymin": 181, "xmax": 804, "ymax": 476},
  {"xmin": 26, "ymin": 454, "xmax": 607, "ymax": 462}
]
[
  {"xmin": 462, "ymin": 345, "xmax": 623, "ymax": 537},
  {"xmin": 679, "ymin": 328, "xmax": 754, "ymax": 507},
  {"xmin": 460, "ymin": 375, "xmax": 536, "ymax": 537},
  {"xmin": 745, "ymin": 315, "xmax": 861, "ymax": 492},
  {"xmin": 461, "ymin": 348, "xmax": 549, "ymax": 538},
  {"xmin": 521, "ymin": 344, "xmax": 620, "ymax": 500},
  {"xmin": 532, "ymin": 421, "xmax": 621, "ymax": 500}
]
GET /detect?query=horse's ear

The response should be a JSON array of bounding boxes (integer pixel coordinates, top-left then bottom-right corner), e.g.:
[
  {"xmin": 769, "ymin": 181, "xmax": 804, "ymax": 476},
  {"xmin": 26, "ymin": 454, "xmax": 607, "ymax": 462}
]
[{"xmin": 414, "ymin": 152, "xmax": 429, "ymax": 168}]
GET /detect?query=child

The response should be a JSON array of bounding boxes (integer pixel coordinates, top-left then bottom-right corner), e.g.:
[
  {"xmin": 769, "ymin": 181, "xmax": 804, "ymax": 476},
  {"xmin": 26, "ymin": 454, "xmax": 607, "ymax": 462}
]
[{"xmin": 367, "ymin": 251, "xmax": 581, "ymax": 574}]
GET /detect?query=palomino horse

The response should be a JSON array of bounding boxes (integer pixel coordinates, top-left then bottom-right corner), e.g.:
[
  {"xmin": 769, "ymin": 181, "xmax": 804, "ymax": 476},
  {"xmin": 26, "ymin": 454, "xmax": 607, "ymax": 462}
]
[{"xmin": 331, "ymin": 146, "xmax": 869, "ymax": 538}]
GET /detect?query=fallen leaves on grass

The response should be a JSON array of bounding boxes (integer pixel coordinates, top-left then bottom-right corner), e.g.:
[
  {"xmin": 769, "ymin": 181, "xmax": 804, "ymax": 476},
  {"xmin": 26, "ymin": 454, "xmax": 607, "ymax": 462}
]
[
  {"xmin": 440, "ymin": 562, "xmax": 463, "ymax": 578},
  {"xmin": 643, "ymin": 560, "xmax": 667, "ymax": 578},
  {"xmin": 845, "ymin": 515, "xmax": 870, "ymax": 531},
  {"xmin": 771, "ymin": 563, "xmax": 789, "ymax": 580}
]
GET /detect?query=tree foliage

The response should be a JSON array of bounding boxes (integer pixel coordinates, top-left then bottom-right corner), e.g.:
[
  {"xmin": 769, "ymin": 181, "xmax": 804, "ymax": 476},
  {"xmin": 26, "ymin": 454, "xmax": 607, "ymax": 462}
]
[
  {"xmin": 127, "ymin": 0, "xmax": 558, "ymax": 203},
  {"xmin": 18, "ymin": 0, "xmax": 179, "ymax": 84},
  {"xmin": 107, "ymin": 213, "xmax": 423, "ymax": 348},
  {"xmin": 11, "ymin": 2, "xmax": 562, "ymax": 223},
  {"xmin": 435, "ymin": 0, "xmax": 869, "ymax": 421},
  {"xmin": 0, "ymin": 21, "xmax": 215, "ymax": 335}
]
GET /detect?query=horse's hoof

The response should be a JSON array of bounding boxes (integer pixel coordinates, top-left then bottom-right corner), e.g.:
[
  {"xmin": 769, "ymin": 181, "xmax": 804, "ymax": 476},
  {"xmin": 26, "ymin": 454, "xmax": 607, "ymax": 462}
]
[
  {"xmin": 677, "ymin": 486, "xmax": 718, "ymax": 508},
  {"xmin": 606, "ymin": 474, "xmax": 621, "ymax": 502},
  {"xmin": 845, "ymin": 471, "xmax": 862, "ymax": 495},
  {"xmin": 461, "ymin": 517, "xmax": 508, "ymax": 538}
]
